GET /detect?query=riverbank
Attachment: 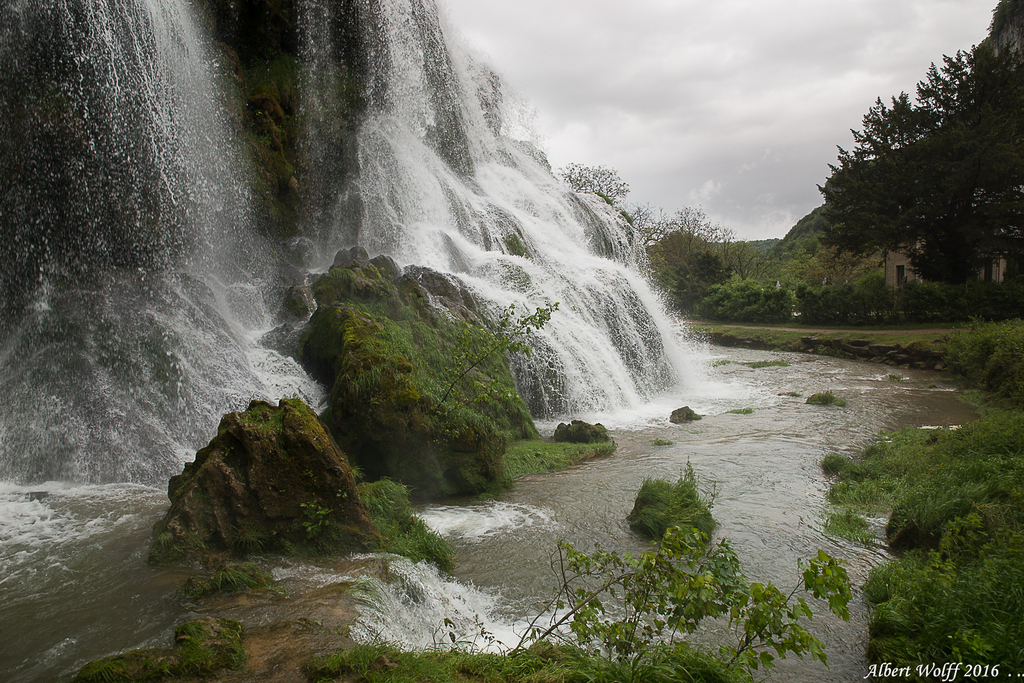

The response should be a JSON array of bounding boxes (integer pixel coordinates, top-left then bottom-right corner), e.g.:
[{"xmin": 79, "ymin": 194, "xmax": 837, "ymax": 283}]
[
  {"xmin": 691, "ymin": 322, "xmax": 954, "ymax": 370},
  {"xmin": 820, "ymin": 320, "xmax": 1024, "ymax": 671}
]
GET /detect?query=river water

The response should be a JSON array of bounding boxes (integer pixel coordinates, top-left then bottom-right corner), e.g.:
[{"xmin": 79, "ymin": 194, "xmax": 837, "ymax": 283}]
[
  {"xmin": 417, "ymin": 345, "xmax": 976, "ymax": 681},
  {"xmin": 0, "ymin": 345, "xmax": 975, "ymax": 682}
]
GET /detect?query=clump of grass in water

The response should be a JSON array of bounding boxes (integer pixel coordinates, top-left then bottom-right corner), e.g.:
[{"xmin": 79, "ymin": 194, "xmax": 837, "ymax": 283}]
[
  {"xmin": 711, "ymin": 359, "xmax": 733, "ymax": 367},
  {"xmin": 179, "ymin": 563, "xmax": 280, "ymax": 600},
  {"xmin": 824, "ymin": 509, "xmax": 876, "ymax": 544},
  {"xmin": 749, "ymin": 360, "xmax": 790, "ymax": 369},
  {"xmin": 650, "ymin": 438, "xmax": 674, "ymax": 446},
  {"xmin": 888, "ymin": 374, "xmax": 907, "ymax": 382},
  {"xmin": 724, "ymin": 407, "xmax": 753, "ymax": 415},
  {"xmin": 806, "ymin": 391, "xmax": 846, "ymax": 407},
  {"xmin": 627, "ymin": 464, "xmax": 716, "ymax": 541}
]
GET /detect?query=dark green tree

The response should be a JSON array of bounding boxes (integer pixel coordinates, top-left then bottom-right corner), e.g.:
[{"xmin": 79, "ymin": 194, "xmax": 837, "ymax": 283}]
[{"xmin": 820, "ymin": 42, "xmax": 1024, "ymax": 283}]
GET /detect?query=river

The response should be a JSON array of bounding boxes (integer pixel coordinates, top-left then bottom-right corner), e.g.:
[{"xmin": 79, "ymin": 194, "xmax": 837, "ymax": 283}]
[{"xmin": 0, "ymin": 345, "xmax": 975, "ymax": 682}]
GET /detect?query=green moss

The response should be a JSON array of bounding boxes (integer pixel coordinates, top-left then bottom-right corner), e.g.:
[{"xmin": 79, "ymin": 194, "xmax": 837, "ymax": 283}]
[
  {"xmin": 651, "ymin": 438, "xmax": 674, "ymax": 446},
  {"xmin": 503, "ymin": 439, "xmax": 617, "ymax": 480},
  {"xmin": 74, "ymin": 617, "xmax": 245, "ymax": 682},
  {"xmin": 503, "ymin": 233, "xmax": 529, "ymax": 258},
  {"xmin": 724, "ymin": 407, "xmax": 754, "ymax": 415},
  {"xmin": 302, "ymin": 265, "xmax": 540, "ymax": 499},
  {"xmin": 748, "ymin": 360, "xmax": 790, "ymax": 368}
]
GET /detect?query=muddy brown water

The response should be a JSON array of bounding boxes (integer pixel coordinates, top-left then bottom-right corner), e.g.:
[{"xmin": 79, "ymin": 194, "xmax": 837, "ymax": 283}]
[{"xmin": 0, "ymin": 347, "xmax": 975, "ymax": 682}]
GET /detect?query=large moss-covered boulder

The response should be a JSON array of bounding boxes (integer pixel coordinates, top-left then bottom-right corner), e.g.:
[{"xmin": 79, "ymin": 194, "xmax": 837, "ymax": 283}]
[
  {"xmin": 553, "ymin": 419, "xmax": 610, "ymax": 444},
  {"xmin": 149, "ymin": 398, "xmax": 380, "ymax": 566},
  {"xmin": 301, "ymin": 261, "xmax": 538, "ymax": 499}
]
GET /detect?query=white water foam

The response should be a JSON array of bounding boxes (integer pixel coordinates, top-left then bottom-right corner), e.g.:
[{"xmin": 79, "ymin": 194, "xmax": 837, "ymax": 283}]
[{"xmin": 419, "ymin": 502, "xmax": 556, "ymax": 542}]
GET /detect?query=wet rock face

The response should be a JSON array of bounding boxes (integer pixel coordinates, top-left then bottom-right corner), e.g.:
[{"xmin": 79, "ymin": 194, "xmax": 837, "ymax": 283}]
[
  {"xmin": 553, "ymin": 420, "xmax": 610, "ymax": 444},
  {"xmin": 669, "ymin": 406, "xmax": 701, "ymax": 423},
  {"xmin": 150, "ymin": 398, "xmax": 380, "ymax": 565}
]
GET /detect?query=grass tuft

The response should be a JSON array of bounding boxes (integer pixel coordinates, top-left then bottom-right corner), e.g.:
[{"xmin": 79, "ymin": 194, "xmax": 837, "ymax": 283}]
[
  {"xmin": 627, "ymin": 464, "xmax": 716, "ymax": 541},
  {"xmin": 806, "ymin": 391, "xmax": 847, "ymax": 407}
]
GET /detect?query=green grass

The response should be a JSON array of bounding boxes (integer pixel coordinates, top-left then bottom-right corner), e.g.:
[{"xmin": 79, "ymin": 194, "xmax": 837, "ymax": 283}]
[
  {"xmin": 711, "ymin": 359, "xmax": 734, "ymax": 367},
  {"xmin": 692, "ymin": 323, "xmax": 952, "ymax": 356},
  {"xmin": 806, "ymin": 391, "xmax": 847, "ymax": 407},
  {"xmin": 651, "ymin": 438, "xmax": 674, "ymax": 446},
  {"xmin": 358, "ymin": 479, "xmax": 456, "ymax": 572},
  {"xmin": 303, "ymin": 641, "xmax": 748, "ymax": 683},
  {"xmin": 724, "ymin": 407, "xmax": 754, "ymax": 415},
  {"xmin": 823, "ymin": 411, "xmax": 1024, "ymax": 668},
  {"xmin": 748, "ymin": 360, "xmax": 790, "ymax": 369},
  {"xmin": 503, "ymin": 439, "xmax": 616, "ymax": 480},
  {"xmin": 627, "ymin": 465, "xmax": 716, "ymax": 541},
  {"xmin": 823, "ymin": 509, "xmax": 876, "ymax": 544},
  {"xmin": 179, "ymin": 563, "xmax": 280, "ymax": 600}
]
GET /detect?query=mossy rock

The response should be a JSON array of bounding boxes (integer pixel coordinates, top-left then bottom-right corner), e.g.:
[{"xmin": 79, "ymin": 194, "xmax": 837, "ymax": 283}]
[
  {"xmin": 300, "ymin": 264, "xmax": 539, "ymax": 499},
  {"xmin": 553, "ymin": 419, "xmax": 610, "ymax": 444},
  {"xmin": 670, "ymin": 406, "xmax": 701, "ymax": 423},
  {"xmin": 74, "ymin": 617, "xmax": 245, "ymax": 682},
  {"xmin": 149, "ymin": 398, "xmax": 381, "ymax": 566}
]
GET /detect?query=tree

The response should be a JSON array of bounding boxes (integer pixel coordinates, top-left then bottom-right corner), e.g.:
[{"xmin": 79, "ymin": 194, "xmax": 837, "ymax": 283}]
[
  {"xmin": 559, "ymin": 163, "xmax": 630, "ymax": 205},
  {"xmin": 820, "ymin": 43, "xmax": 1024, "ymax": 283}
]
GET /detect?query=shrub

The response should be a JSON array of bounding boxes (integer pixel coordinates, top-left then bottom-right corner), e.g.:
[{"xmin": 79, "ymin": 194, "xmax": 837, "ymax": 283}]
[{"xmin": 945, "ymin": 320, "xmax": 1024, "ymax": 408}]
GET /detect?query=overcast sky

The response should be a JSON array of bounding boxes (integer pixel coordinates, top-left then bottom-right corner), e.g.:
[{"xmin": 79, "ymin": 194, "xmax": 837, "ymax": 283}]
[{"xmin": 440, "ymin": 0, "xmax": 999, "ymax": 240}]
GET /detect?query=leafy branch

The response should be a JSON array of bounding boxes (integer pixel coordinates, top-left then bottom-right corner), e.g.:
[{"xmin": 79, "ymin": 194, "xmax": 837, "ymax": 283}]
[
  {"xmin": 517, "ymin": 527, "xmax": 851, "ymax": 674},
  {"xmin": 439, "ymin": 302, "xmax": 558, "ymax": 406}
]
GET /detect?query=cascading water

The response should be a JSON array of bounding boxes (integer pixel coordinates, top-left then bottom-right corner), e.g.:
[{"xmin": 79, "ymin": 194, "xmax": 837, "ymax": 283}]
[
  {"xmin": 301, "ymin": 0, "xmax": 693, "ymax": 417},
  {"xmin": 0, "ymin": 0, "xmax": 320, "ymax": 485}
]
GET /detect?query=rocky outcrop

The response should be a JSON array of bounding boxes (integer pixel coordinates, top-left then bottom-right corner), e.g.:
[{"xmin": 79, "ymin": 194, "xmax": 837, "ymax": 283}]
[
  {"xmin": 301, "ymin": 261, "xmax": 538, "ymax": 499},
  {"xmin": 553, "ymin": 420, "xmax": 610, "ymax": 444},
  {"xmin": 670, "ymin": 406, "xmax": 702, "ymax": 423},
  {"xmin": 799, "ymin": 336, "xmax": 946, "ymax": 369},
  {"xmin": 149, "ymin": 398, "xmax": 380, "ymax": 566}
]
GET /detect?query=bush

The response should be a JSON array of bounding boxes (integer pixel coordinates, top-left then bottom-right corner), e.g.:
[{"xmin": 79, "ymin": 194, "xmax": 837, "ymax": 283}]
[
  {"xmin": 945, "ymin": 320, "xmax": 1024, "ymax": 408},
  {"xmin": 805, "ymin": 391, "xmax": 846, "ymax": 407},
  {"xmin": 825, "ymin": 411, "xmax": 1024, "ymax": 667},
  {"xmin": 627, "ymin": 465, "xmax": 715, "ymax": 540},
  {"xmin": 698, "ymin": 277, "xmax": 794, "ymax": 323}
]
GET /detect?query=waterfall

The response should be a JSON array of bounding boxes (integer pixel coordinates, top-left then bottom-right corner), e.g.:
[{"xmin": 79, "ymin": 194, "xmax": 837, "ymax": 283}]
[
  {"xmin": 0, "ymin": 0, "xmax": 319, "ymax": 485},
  {"xmin": 300, "ymin": 0, "xmax": 691, "ymax": 417},
  {"xmin": 0, "ymin": 0, "xmax": 694, "ymax": 485}
]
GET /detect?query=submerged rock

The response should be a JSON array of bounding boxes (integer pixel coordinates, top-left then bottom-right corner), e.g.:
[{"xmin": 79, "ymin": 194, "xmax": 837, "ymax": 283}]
[
  {"xmin": 149, "ymin": 398, "xmax": 380, "ymax": 566},
  {"xmin": 553, "ymin": 420, "xmax": 610, "ymax": 444},
  {"xmin": 670, "ymin": 406, "xmax": 701, "ymax": 423}
]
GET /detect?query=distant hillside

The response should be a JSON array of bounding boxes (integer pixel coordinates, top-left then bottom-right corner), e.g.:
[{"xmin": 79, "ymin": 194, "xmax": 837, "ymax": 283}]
[
  {"xmin": 747, "ymin": 238, "xmax": 780, "ymax": 255},
  {"xmin": 769, "ymin": 205, "xmax": 827, "ymax": 260}
]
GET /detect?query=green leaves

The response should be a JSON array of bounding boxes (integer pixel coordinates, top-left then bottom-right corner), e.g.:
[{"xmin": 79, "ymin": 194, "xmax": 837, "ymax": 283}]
[
  {"xmin": 821, "ymin": 42, "xmax": 1024, "ymax": 283},
  {"xmin": 439, "ymin": 302, "xmax": 558, "ymax": 407},
  {"xmin": 520, "ymin": 527, "xmax": 851, "ymax": 675}
]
